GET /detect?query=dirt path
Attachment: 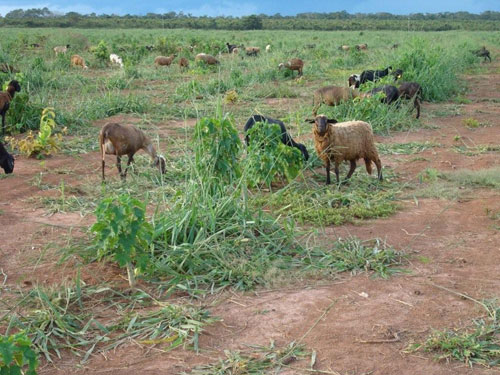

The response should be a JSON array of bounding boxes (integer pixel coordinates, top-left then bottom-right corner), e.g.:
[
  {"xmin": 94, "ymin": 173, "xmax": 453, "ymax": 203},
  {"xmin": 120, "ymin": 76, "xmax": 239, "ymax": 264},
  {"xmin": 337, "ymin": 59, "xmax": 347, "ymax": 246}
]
[{"xmin": 1, "ymin": 60, "xmax": 499, "ymax": 374}]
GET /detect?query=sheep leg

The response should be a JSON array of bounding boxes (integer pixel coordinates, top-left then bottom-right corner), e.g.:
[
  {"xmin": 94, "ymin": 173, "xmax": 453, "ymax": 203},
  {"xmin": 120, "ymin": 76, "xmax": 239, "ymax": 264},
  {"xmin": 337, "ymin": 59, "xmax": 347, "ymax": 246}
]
[
  {"xmin": 102, "ymin": 159, "xmax": 105, "ymax": 180},
  {"xmin": 374, "ymin": 158, "xmax": 383, "ymax": 181},
  {"xmin": 415, "ymin": 98, "xmax": 421, "ymax": 119},
  {"xmin": 346, "ymin": 160, "xmax": 356, "ymax": 179},
  {"xmin": 334, "ymin": 162, "xmax": 341, "ymax": 184},
  {"xmin": 325, "ymin": 160, "xmax": 331, "ymax": 185}
]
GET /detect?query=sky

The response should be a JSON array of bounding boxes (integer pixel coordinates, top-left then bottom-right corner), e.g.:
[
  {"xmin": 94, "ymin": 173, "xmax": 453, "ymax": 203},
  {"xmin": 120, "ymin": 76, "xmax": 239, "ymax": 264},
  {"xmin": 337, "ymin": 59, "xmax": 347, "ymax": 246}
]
[{"xmin": 0, "ymin": 0, "xmax": 498, "ymax": 17}]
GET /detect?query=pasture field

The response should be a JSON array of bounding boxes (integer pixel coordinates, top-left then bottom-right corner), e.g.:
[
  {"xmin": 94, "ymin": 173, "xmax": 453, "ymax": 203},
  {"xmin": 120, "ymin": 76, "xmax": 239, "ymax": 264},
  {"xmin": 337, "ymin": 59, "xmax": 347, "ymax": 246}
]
[{"xmin": 0, "ymin": 28, "xmax": 499, "ymax": 375}]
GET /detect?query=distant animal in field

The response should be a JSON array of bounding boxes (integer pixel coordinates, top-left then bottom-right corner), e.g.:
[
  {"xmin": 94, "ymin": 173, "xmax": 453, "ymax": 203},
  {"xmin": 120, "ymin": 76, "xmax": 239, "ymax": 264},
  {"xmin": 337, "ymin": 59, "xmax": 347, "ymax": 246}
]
[
  {"xmin": 110, "ymin": 54, "xmax": 124, "ymax": 68},
  {"xmin": 0, "ymin": 142, "xmax": 14, "ymax": 174},
  {"xmin": 53, "ymin": 44, "xmax": 70, "ymax": 55},
  {"xmin": 278, "ymin": 58, "xmax": 304, "ymax": 77},
  {"xmin": 474, "ymin": 46, "xmax": 491, "ymax": 62},
  {"xmin": 70, "ymin": 54, "xmax": 88, "ymax": 69}
]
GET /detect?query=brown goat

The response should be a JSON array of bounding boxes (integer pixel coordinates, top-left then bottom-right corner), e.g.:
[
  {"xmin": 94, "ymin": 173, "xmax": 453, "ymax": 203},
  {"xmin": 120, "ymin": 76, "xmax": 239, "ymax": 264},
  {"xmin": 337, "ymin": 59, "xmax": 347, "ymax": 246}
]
[
  {"xmin": 70, "ymin": 54, "xmax": 88, "ymax": 69},
  {"xmin": 245, "ymin": 47, "xmax": 260, "ymax": 56},
  {"xmin": 278, "ymin": 58, "xmax": 304, "ymax": 77},
  {"xmin": 178, "ymin": 57, "xmax": 189, "ymax": 69},
  {"xmin": 355, "ymin": 43, "xmax": 368, "ymax": 50},
  {"xmin": 195, "ymin": 53, "xmax": 220, "ymax": 65},
  {"xmin": 99, "ymin": 123, "xmax": 166, "ymax": 180},
  {"xmin": 398, "ymin": 82, "xmax": 422, "ymax": 119},
  {"xmin": 0, "ymin": 80, "xmax": 21, "ymax": 135},
  {"xmin": 312, "ymin": 86, "xmax": 359, "ymax": 116},
  {"xmin": 154, "ymin": 55, "xmax": 176, "ymax": 67}
]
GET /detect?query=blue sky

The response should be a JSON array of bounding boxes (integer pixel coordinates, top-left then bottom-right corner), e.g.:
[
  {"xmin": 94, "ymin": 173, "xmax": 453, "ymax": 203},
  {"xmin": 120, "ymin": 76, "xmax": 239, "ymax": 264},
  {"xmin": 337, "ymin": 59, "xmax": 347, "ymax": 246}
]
[{"xmin": 0, "ymin": 0, "xmax": 498, "ymax": 17}]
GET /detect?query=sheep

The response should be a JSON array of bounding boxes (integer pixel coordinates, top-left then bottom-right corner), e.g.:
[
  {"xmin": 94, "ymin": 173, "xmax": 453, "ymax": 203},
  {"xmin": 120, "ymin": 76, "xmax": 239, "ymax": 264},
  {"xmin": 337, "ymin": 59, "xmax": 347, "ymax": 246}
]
[
  {"xmin": 195, "ymin": 53, "xmax": 220, "ymax": 65},
  {"xmin": 232, "ymin": 48, "xmax": 240, "ymax": 55},
  {"xmin": 244, "ymin": 115, "xmax": 309, "ymax": 161},
  {"xmin": 398, "ymin": 82, "xmax": 422, "ymax": 119},
  {"xmin": 348, "ymin": 74, "xmax": 360, "ymax": 88},
  {"xmin": 70, "ymin": 54, "xmax": 88, "ymax": 69},
  {"xmin": 178, "ymin": 57, "xmax": 189, "ymax": 69},
  {"xmin": 362, "ymin": 85, "xmax": 400, "ymax": 105},
  {"xmin": 99, "ymin": 122, "xmax": 166, "ymax": 181},
  {"xmin": 355, "ymin": 43, "xmax": 368, "ymax": 50},
  {"xmin": 474, "ymin": 46, "xmax": 491, "ymax": 62},
  {"xmin": 312, "ymin": 86, "xmax": 359, "ymax": 116},
  {"xmin": 0, "ymin": 63, "xmax": 19, "ymax": 73},
  {"xmin": 109, "ymin": 53, "xmax": 124, "ymax": 68},
  {"xmin": 53, "ymin": 44, "xmax": 70, "ymax": 55},
  {"xmin": 265, "ymin": 44, "xmax": 271, "ymax": 52},
  {"xmin": 309, "ymin": 115, "xmax": 383, "ymax": 184},
  {"xmin": 278, "ymin": 58, "xmax": 304, "ymax": 77},
  {"xmin": 0, "ymin": 142, "xmax": 14, "ymax": 174},
  {"xmin": 245, "ymin": 47, "xmax": 260, "ymax": 56},
  {"xmin": 349, "ymin": 66, "xmax": 392, "ymax": 88},
  {"xmin": 145, "ymin": 45, "xmax": 155, "ymax": 51},
  {"xmin": 226, "ymin": 42, "xmax": 237, "ymax": 53},
  {"xmin": 339, "ymin": 45, "xmax": 350, "ymax": 52},
  {"xmin": 154, "ymin": 54, "xmax": 176, "ymax": 67},
  {"xmin": 0, "ymin": 80, "xmax": 21, "ymax": 135}
]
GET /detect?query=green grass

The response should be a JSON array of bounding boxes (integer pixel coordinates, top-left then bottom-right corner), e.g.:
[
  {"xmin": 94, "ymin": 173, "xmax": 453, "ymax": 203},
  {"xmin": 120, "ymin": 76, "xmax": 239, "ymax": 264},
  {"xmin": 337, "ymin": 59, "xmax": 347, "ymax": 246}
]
[
  {"xmin": 452, "ymin": 144, "xmax": 500, "ymax": 156},
  {"xmin": 378, "ymin": 141, "xmax": 441, "ymax": 155},
  {"xmin": 409, "ymin": 300, "xmax": 500, "ymax": 367}
]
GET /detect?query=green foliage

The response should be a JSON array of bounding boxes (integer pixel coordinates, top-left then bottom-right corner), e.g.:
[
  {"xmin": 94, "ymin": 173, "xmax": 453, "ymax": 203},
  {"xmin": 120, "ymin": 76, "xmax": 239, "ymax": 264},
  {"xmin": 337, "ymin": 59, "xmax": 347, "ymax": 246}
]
[
  {"xmin": 245, "ymin": 121, "xmax": 304, "ymax": 187},
  {"xmin": 93, "ymin": 40, "xmax": 109, "ymax": 63},
  {"xmin": 91, "ymin": 194, "xmax": 153, "ymax": 287},
  {"xmin": 156, "ymin": 36, "xmax": 177, "ymax": 55},
  {"xmin": 6, "ymin": 108, "xmax": 64, "ymax": 158},
  {"xmin": 0, "ymin": 332, "xmax": 38, "ymax": 375},
  {"xmin": 193, "ymin": 116, "xmax": 242, "ymax": 183}
]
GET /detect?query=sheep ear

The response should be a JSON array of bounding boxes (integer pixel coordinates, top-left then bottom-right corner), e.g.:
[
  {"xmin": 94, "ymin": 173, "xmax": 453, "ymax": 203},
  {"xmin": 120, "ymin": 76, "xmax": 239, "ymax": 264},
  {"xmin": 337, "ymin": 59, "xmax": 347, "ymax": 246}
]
[{"xmin": 327, "ymin": 118, "xmax": 338, "ymax": 124}]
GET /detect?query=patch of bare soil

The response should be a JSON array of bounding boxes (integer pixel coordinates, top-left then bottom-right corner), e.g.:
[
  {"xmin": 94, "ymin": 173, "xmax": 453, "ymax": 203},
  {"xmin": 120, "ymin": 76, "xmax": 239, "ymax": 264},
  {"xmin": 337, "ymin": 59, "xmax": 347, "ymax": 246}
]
[{"xmin": 2, "ymin": 59, "xmax": 499, "ymax": 375}]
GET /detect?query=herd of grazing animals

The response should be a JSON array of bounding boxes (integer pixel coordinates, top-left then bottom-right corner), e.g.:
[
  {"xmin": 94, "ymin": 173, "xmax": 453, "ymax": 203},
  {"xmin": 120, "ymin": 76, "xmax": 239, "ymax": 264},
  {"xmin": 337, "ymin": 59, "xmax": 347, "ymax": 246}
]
[{"xmin": 0, "ymin": 39, "xmax": 492, "ymax": 184}]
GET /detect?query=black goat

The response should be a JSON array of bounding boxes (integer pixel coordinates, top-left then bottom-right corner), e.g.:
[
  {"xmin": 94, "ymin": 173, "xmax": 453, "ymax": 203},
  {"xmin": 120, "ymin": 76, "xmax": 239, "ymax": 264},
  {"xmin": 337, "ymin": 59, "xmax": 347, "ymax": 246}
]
[
  {"xmin": 398, "ymin": 82, "xmax": 422, "ymax": 119},
  {"xmin": 0, "ymin": 80, "xmax": 21, "ymax": 135},
  {"xmin": 0, "ymin": 143, "xmax": 14, "ymax": 174},
  {"xmin": 392, "ymin": 69, "xmax": 403, "ymax": 81},
  {"xmin": 244, "ymin": 115, "xmax": 309, "ymax": 161},
  {"xmin": 474, "ymin": 47, "xmax": 491, "ymax": 62},
  {"xmin": 226, "ymin": 42, "xmax": 237, "ymax": 53},
  {"xmin": 351, "ymin": 66, "xmax": 392, "ymax": 88},
  {"xmin": 367, "ymin": 85, "xmax": 400, "ymax": 105}
]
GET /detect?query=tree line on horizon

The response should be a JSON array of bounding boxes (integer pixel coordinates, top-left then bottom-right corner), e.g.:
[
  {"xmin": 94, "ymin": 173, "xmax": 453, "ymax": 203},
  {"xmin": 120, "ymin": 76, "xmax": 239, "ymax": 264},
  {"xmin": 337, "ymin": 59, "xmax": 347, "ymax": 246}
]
[{"xmin": 1, "ymin": 8, "xmax": 499, "ymax": 31}]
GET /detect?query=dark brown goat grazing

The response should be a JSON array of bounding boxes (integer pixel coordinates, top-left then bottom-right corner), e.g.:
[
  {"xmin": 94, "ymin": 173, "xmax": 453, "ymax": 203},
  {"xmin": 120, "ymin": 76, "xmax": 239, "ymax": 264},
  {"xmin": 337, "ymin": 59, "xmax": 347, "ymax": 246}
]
[
  {"xmin": 0, "ymin": 80, "xmax": 21, "ymax": 135},
  {"xmin": 474, "ymin": 46, "xmax": 491, "ymax": 62},
  {"xmin": 398, "ymin": 82, "xmax": 422, "ymax": 119},
  {"xmin": 278, "ymin": 58, "xmax": 304, "ymax": 77},
  {"xmin": 99, "ymin": 123, "xmax": 166, "ymax": 180}
]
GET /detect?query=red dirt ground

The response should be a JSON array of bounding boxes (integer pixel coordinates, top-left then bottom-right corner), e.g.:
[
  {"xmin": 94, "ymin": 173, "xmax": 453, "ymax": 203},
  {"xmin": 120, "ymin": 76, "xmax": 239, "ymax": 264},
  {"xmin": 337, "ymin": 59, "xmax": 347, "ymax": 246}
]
[{"xmin": 1, "ymin": 61, "xmax": 499, "ymax": 375}]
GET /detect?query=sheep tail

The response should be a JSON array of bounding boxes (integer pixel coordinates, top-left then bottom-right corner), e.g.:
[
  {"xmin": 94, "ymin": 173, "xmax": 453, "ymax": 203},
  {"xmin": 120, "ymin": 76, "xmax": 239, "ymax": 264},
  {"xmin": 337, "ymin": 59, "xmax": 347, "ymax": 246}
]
[{"xmin": 364, "ymin": 158, "xmax": 373, "ymax": 175}]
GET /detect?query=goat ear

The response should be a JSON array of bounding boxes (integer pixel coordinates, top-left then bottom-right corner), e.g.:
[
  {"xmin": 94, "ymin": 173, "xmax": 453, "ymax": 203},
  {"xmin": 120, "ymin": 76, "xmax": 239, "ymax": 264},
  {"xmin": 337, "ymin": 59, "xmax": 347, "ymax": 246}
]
[{"xmin": 327, "ymin": 118, "xmax": 338, "ymax": 124}]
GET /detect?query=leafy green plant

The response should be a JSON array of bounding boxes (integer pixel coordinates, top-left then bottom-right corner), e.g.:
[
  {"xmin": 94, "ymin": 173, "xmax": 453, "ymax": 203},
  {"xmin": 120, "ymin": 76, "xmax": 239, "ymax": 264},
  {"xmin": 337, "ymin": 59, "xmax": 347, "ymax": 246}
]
[
  {"xmin": 0, "ymin": 332, "xmax": 38, "ymax": 375},
  {"xmin": 193, "ymin": 116, "xmax": 242, "ymax": 183},
  {"xmin": 6, "ymin": 108, "xmax": 64, "ymax": 158},
  {"xmin": 91, "ymin": 194, "xmax": 153, "ymax": 287},
  {"xmin": 245, "ymin": 121, "xmax": 304, "ymax": 188},
  {"xmin": 93, "ymin": 40, "xmax": 109, "ymax": 64}
]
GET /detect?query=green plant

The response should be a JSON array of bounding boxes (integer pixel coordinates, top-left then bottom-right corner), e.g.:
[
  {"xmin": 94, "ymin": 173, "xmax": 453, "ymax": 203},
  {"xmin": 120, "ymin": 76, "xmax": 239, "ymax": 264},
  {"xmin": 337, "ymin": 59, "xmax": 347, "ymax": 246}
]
[
  {"xmin": 93, "ymin": 40, "xmax": 109, "ymax": 63},
  {"xmin": 0, "ymin": 332, "xmax": 38, "ymax": 375},
  {"xmin": 193, "ymin": 116, "xmax": 242, "ymax": 183},
  {"xmin": 91, "ymin": 194, "xmax": 153, "ymax": 287},
  {"xmin": 463, "ymin": 117, "xmax": 480, "ymax": 128},
  {"xmin": 245, "ymin": 121, "xmax": 304, "ymax": 188},
  {"xmin": 6, "ymin": 108, "xmax": 64, "ymax": 158}
]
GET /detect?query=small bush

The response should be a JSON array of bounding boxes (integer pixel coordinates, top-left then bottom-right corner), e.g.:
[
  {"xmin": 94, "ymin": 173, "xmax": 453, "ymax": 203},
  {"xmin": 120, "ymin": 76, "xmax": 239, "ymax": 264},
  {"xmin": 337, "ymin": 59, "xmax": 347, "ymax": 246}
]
[
  {"xmin": 245, "ymin": 121, "xmax": 304, "ymax": 187},
  {"xmin": 0, "ymin": 332, "xmax": 38, "ymax": 375}
]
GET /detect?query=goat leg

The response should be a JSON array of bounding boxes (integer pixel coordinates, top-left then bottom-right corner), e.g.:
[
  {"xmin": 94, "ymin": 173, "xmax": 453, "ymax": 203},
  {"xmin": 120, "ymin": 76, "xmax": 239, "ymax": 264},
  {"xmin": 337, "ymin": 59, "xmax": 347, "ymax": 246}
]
[
  {"xmin": 116, "ymin": 156, "xmax": 123, "ymax": 178},
  {"xmin": 334, "ymin": 162, "xmax": 341, "ymax": 184},
  {"xmin": 123, "ymin": 155, "xmax": 134, "ymax": 178},
  {"xmin": 346, "ymin": 160, "xmax": 356, "ymax": 179}
]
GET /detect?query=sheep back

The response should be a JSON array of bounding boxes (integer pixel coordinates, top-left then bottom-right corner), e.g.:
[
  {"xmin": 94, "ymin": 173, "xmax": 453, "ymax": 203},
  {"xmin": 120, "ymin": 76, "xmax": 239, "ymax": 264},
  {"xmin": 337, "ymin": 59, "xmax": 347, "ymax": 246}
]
[{"xmin": 100, "ymin": 123, "xmax": 150, "ymax": 156}]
